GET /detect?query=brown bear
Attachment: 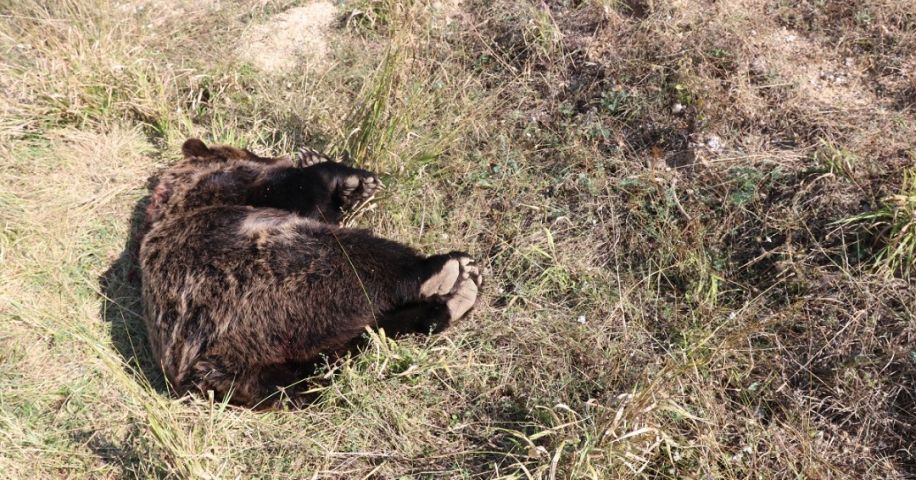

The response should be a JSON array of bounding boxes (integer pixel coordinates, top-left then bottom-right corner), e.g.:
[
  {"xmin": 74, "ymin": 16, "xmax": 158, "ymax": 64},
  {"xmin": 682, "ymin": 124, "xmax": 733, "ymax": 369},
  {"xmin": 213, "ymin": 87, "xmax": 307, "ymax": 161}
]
[{"xmin": 139, "ymin": 139, "xmax": 481, "ymax": 407}]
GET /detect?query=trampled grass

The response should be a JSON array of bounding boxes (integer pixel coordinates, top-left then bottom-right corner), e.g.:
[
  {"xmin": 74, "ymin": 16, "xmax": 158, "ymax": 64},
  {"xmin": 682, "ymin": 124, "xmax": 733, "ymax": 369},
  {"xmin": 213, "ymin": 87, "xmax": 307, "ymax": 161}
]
[{"xmin": 1, "ymin": 0, "xmax": 914, "ymax": 478}]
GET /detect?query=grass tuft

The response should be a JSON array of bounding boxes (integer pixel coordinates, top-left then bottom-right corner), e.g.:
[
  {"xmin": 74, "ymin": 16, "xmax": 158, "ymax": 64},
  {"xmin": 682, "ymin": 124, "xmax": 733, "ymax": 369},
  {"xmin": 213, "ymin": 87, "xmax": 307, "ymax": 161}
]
[{"xmin": 841, "ymin": 169, "xmax": 916, "ymax": 278}]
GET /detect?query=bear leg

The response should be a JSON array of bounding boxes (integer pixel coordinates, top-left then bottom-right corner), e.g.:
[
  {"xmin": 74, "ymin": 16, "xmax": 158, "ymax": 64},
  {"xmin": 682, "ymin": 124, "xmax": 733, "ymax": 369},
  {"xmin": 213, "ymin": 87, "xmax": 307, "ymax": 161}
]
[{"xmin": 247, "ymin": 163, "xmax": 380, "ymax": 223}]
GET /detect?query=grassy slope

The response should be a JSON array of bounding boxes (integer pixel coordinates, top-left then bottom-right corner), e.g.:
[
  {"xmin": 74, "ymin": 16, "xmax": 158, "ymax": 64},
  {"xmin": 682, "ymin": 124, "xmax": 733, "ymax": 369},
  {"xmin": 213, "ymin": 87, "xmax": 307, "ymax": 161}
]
[{"xmin": 1, "ymin": 0, "xmax": 914, "ymax": 478}]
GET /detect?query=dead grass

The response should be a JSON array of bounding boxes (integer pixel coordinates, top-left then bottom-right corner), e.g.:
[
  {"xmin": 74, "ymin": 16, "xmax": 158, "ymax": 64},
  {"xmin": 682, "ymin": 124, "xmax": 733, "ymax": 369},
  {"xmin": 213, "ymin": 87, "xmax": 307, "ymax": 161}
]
[{"xmin": 1, "ymin": 0, "xmax": 914, "ymax": 478}]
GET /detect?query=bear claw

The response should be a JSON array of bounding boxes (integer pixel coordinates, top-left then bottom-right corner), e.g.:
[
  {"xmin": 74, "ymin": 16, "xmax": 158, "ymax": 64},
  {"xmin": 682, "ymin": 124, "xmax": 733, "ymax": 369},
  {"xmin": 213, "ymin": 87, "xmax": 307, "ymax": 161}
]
[{"xmin": 295, "ymin": 147, "xmax": 336, "ymax": 167}]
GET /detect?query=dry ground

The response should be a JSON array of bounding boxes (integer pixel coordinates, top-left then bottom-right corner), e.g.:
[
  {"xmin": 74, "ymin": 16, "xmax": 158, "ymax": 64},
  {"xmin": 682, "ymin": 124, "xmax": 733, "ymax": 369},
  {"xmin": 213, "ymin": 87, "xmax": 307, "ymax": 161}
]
[{"xmin": 1, "ymin": 0, "xmax": 915, "ymax": 478}]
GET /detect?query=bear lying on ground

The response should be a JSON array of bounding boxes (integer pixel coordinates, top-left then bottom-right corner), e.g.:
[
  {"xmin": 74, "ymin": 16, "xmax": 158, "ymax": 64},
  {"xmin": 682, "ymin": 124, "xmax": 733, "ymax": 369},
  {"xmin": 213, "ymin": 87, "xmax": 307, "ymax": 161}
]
[{"xmin": 139, "ymin": 139, "xmax": 481, "ymax": 407}]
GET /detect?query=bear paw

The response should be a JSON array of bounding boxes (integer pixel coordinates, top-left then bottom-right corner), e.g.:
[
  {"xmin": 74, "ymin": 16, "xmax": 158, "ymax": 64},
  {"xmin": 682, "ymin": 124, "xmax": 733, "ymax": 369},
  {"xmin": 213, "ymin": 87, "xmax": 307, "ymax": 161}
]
[
  {"xmin": 420, "ymin": 254, "xmax": 482, "ymax": 321},
  {"xmin": 339, "ymin": 171, "xmax": 381, "ymax": 208}
]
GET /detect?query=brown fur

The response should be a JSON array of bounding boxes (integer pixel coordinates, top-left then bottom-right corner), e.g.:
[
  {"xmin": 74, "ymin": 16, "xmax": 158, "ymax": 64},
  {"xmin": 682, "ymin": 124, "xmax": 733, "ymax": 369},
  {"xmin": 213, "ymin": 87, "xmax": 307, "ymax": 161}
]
[{"xmin": 139, "ymin": 139, "xmax": 481, "ymax": 407}]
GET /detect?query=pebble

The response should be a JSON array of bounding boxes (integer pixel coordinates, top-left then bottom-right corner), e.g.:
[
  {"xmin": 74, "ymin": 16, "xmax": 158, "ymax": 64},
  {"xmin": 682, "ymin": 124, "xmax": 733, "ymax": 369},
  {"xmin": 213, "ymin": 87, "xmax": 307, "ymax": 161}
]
[{"xmin": 705, "ymin": 135, "xmax": 722, "ymax": 152}]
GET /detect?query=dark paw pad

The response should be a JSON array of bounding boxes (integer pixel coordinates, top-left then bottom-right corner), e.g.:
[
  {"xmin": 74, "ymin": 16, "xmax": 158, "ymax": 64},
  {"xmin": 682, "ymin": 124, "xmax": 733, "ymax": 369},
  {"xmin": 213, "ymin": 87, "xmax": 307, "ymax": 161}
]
[{"xmin": 338, "ymin": 172, "xmax": 381, "ymax": 208}]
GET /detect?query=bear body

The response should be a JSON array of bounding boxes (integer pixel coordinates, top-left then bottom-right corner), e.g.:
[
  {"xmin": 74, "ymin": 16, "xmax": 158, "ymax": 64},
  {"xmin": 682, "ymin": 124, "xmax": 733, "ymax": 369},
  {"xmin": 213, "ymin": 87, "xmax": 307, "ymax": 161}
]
[{"xmin": 139, "ymin": 139, "xmax": 480, "ymax": 407}]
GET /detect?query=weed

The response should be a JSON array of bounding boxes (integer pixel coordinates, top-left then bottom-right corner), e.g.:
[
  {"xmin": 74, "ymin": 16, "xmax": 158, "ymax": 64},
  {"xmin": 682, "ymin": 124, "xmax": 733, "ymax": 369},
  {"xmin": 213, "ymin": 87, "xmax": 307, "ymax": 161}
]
[
  {"xmin": 728, "ymin": 167, "xmax": 763, "ymax": 207},
  {"xmin": 598, "ymin": 88, "xmax": 641, "ymax": 120},
  {"xmin": 814, "ymin": 137, "xmax": 859, "ymax": 181}
]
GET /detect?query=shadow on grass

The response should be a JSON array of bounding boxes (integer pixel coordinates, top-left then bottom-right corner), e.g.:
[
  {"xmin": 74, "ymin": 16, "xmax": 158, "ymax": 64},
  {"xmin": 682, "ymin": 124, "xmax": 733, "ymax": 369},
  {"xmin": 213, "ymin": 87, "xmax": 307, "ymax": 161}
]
[
  {"xmin": 98, "ymin": 177, "xmax": 167, "ymax": 394},
  {"xmin": 69, "ymin": 427, "xmax": 168, "ymax": 479}
]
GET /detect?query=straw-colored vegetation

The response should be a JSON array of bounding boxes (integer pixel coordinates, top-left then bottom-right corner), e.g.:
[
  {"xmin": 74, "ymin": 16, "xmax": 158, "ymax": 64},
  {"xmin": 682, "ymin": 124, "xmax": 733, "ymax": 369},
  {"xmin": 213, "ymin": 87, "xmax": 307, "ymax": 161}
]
[{"xmin": 1, "ymin": 0, "xmax": 914, "ymax": 478}]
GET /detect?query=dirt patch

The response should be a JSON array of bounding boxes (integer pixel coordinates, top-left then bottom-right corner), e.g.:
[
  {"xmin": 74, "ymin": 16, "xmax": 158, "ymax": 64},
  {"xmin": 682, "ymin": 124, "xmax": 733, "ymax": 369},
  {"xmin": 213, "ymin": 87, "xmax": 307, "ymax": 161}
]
[
  {"xmin": 752, "ymin": 27, "xmax": 877, "ymax": 110},
  {"xmin": 237, "ymin": 2, "xmax": 337, "ymax": 74}
]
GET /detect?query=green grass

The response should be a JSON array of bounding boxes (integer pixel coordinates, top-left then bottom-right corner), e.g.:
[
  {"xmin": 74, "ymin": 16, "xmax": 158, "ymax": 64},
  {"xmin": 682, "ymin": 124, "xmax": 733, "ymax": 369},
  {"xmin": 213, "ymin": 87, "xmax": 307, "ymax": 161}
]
[
  {"xmin": 1, "ymin": 0, "xmax": 915, "ymax": 478},
  {"xmin": 840, "ymin": 168, "xmax": 916, "ymax": 278}
]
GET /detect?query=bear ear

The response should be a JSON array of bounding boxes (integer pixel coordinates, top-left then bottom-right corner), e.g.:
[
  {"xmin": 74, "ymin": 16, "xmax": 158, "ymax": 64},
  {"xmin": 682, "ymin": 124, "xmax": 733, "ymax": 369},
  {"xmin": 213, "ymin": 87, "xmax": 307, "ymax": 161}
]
[{"xmin": 181, "ymin": 138, "xmax": 210, "ymax": 158}]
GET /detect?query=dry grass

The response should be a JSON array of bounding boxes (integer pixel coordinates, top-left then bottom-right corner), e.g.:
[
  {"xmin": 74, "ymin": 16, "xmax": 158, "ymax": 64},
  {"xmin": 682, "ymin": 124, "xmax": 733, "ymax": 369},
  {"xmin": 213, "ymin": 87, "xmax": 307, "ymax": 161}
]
[{"xmin": 1, "ymin": 0, "xmax": 914, "ymax": 478}]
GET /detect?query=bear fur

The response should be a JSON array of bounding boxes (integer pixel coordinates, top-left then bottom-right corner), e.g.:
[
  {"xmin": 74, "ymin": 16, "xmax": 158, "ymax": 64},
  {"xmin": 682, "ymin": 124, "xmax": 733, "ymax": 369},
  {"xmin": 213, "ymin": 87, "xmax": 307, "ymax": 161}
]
[{"xmin": 139, "ymin": 139, "xmax": 481, "ymax": 407}]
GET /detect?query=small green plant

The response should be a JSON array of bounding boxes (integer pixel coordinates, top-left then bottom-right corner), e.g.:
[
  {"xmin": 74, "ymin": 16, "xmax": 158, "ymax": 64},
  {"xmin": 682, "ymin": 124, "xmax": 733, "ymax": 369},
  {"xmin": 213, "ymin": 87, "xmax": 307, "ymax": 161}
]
[
  {"xmin": 597, "ymin": 89, "xmax": 638, "ymax": 119},
  {"xmin": 839, "ymin": 170, "xmax": 916, "ymax": 277},
  {"xmin": 854, "ymin": 8, "xmax": 874, "ymax": 26},
  {"xmin": 706, "ymin": 47, "xmax": 730, "ymax": 59},
  {"xmin": 672, "ymin": 82, "xmax": 697, "ymax": 107},
  {"xmin": 728, "ymin": 167, "xmax": 763, "ymax": 207}
]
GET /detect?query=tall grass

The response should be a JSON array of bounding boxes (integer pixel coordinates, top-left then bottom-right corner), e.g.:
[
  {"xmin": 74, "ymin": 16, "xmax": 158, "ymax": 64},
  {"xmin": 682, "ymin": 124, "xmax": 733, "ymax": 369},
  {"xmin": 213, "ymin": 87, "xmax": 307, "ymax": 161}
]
[{"xmin": 331, "ymin": 44, "xmax": 403, "ymax": 169}]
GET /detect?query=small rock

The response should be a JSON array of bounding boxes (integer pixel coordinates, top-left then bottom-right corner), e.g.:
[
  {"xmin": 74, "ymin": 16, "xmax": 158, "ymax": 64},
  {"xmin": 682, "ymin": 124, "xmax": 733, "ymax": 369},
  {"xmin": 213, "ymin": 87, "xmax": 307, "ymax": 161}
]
[
  {"xmin": 705, "ymin": 135, "xmax": 722, "ymax": 152},
  {"xmin": 576, "ymin": 315, "xmax": 586, "ymax": 324},
  {"xmin": 671, "ymin": 102, "xmax": 685, "ymax": 114}
]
